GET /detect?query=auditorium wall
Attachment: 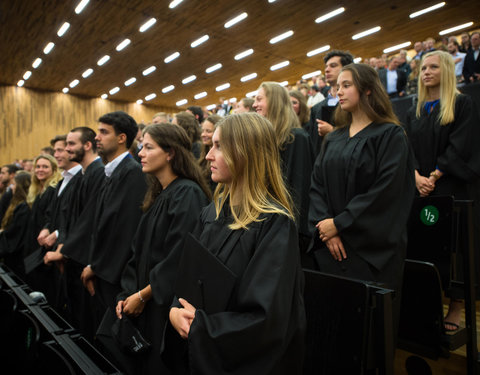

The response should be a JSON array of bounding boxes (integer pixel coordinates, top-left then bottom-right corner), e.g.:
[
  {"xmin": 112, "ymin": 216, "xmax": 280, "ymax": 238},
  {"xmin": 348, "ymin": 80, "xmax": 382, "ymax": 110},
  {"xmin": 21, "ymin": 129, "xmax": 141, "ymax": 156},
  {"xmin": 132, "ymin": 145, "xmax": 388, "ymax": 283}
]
[{"xmin": 0, "ymin": 85, "xmax": 174, "ymax": 165}]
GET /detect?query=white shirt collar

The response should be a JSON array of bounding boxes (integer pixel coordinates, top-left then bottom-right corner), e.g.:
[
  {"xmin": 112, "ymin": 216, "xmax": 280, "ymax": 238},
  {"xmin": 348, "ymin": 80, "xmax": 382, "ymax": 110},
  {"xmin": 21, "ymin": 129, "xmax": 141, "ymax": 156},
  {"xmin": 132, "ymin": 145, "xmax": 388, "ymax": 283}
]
[{"xmin": 104, "ymin": 151, "xmax": 129, "ymax": 177}]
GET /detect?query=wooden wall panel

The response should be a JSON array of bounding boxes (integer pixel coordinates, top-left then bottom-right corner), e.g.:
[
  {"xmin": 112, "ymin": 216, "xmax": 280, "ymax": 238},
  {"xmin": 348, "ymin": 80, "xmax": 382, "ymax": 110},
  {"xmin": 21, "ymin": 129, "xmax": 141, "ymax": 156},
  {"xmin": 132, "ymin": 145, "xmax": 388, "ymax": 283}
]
[{"xmin": 0, "ymin": 85, "xmax": 174, "ymax": 165}]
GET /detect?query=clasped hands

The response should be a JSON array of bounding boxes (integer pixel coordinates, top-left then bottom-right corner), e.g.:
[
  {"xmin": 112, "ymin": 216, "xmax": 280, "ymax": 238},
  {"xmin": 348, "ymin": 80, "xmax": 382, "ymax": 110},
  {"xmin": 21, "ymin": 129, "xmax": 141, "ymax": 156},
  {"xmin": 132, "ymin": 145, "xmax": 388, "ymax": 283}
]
[{"xmin": 316, "ymin": 218, "xmax": 346, "ymax": 261}]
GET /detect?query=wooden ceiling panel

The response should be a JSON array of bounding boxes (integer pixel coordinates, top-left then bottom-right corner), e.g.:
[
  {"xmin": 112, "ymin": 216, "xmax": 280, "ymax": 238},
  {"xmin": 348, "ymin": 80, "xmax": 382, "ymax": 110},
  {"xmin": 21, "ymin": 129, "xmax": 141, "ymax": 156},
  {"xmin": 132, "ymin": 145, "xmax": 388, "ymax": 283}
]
[{"xmin": 1, "ymin": 0, "xmax": 478, "ymax": 109}]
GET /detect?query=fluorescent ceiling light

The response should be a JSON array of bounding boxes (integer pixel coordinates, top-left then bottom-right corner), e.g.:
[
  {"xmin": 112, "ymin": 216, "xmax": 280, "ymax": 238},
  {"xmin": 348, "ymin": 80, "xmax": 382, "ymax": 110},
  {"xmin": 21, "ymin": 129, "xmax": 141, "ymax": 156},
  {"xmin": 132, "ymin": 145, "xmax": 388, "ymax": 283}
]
[
  {"xmin": 353, "ymin": 57, "xmax": 362, "ymax": 63},
  {"xmin": 270, "ymin": 60, "xmax": 289, "ymax": 71},
  {"xmin": 136, "ymin": 99, "xmax": 143, "ymax": 104},
  {"xmin": 32, "ymin": 58, "xmax": 42, "ymax": 69},
  {"xmin": 162, "ymin": 85, "xmax": 175, "ymax": 93},
  {"xmin": 352, "ymin": 26, "xmax": 381, "ymax": 40},
  {"xmin": 229, "ymin": 97, "xmax": 237, "ymax": 103},
  {"xmin": 139, "ymin": 18, "xmax": 157, "ymax": 32},
  {"xmin": 145, "ymin": 93, "xmax": 156, "ymax": 101},
  {"xmin": 182, "ymin": 75, "xmax": 197, "ymax": 84},
  {"xmin": 269, "ymin": 30, "xmax": 294, "ymax": 44},
  {"xmin": 57, "ymin": 22, "xmax": 70, "ymax": 37},
  {"xmin": 307, "ymin": 45, "xmax": 330, "ymax": 57},
  {"xmin": 75, "ymin": 0, "xmax": 90, "ymax": 14},
  {"xmin": 97, "ymin": 55, "xmax": 110, "ymax": 66},
  {"xmin": 206, "ymin": 104, "xmax": 216, "ymax": 110},
  {"xmin": 216, "ymin": 83, "xmax": 230, "ymax": 92},
  {"xmin": 164, "ymin": 52, "xmax": 180, "ymax": 63},
  {"xmin": 279, "ymin": 81, "xmax": 289, "ymax": 87},
  {"xmin": 206, "ymin": 63, "xmax": 222, "ymax": 73},
  {"xmin": 234, "ymin": 49, "xmax": 253, "ymax": 60},
  {"xmin": 69, "ymin": 79, "xmax": 79, "ymax": 88},
  {"xmin": 302, "ymin": 70, "xmax": 321, "ymax": 80},
  {"xmin": 176, "ymin": 99, "xmax": 188, "ymax": 106},
  {"xmin": 240, "ymin": 73, "xmax": 257, "ymax": 82},
  {"xmin": 191, "ymin": 35, "xmax": 209, "ymax": 48},
  {"xmin": 169, "ymin": 0, "xmax": 183, "ymax": 9},
  {"xmin": 116, "ymin": 39, "xmax": 131, "ymax": 51},
  {"xmin": 124, "ymin": 77, "xmax": 136, "ymax": 86},
  {"xmin": 43, "ymin": 42, "xmax": 55, "ymax": 54},
  {"xmin": 439, "ymin": 22, "xmax": 473, "ymax": 36},
  {"xmin": 268, "ymin": 0, "xmax": 277, "ymax": 2},
  {"xmin": 101, "ymin": 94, "xmax": 108, "ymax": 99},
  {"xmin": 23, "ymin": 71, "xmax": 32, "ymax": 80},
  {"xmin": 224, "ymin": 12, "xmax": 248, "ymax": 28},
  {"xmin": 383, "ymin": 41, "xmax": 412, "ymax": 54},
  {"xmin": 246, "ymin": 90, "xmax": 258, "ymax": 97},
  {"xmin": 194, "ymin": 92, "xmax": 207, "ymax": 99},
  {"xmin": 409, "ymin": 2, "xmax": 445, "ymax": 18},
  {"xmin": 109, "ymin": 87, "xmax": 120, "ymax": 95},
  {"xmin": 17, "ymin": 80, "xmax": 24, "ymax": 87},
  {"xmin": 142, "ymin": 66, "xmax": 156, "ymax": 76},
  {"xmin": 315, "ymin": 7, "xmax": 345, "ymax": 23},
  {"xmin": 62, "ymin": 87, "xmax": 69, "ymax": 93},
  {"xmin": 82, "ymin": 68, "xmax": 93, "ymax": 78}
]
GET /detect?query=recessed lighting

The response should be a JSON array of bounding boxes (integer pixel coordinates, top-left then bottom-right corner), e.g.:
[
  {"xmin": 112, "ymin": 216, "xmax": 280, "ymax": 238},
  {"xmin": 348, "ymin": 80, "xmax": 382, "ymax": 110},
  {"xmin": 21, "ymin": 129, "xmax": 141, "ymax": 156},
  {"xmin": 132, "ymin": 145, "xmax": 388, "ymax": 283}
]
[
  {"xmin": 240, "ymin": 72, "xmax": 257, "ymax": 82},
  {"xmin": 269, "ymin": 30, "xmax": 294, "ymax": 44},
  {"xmin": 82, "ymin": 68, "xmax": 93, "ymax": 78},
  {"xmin": 136, "ymin": 99, "xmax": 143, "ymax": 104},
  {"xmin": 97, "ymin": 55, "xmax": 110, "ymax": 66},
  {"xmin": 169, "ymin": 0, "xmax": 183, "ymax": 9},
  {"xmin": 206, "ymin": 63, "xmax": 222, "ymax": 73},
  {"xmin": 43, "ymin": 42, "xmax": 55, "ymax": 55},
  {"xmin": 162, "ymin": 85, "xmax": 175, "ymax": 93},
  {"xmin": 145, "ymin": 93, "xmax": 156, "ymax": 101},
  {"xmin": 101, "ymin": 94, "xmax": 108, "ymax": 99},
  {"xmin": 124, "ymin": 77, "xmax": 136, "ymax": 86},
  {"xmin": 229, "ymin": 97, "xmax": 237, "ymax": 103},
  {"xmin": 234, "ymin": 49, "xmax": 253, "ymax": 60},
  {"xmin": 307, "ymin": 45, "xmax": 330, "ymax": 57},
  {"xmin": 206, "ymin": 104, "xmax": 216, "ymax": 110},
  {"xmin": 439, "ymin": 22, "xmax": 474, "ymax": 36},
  {"xmin": 315, "ymin": 7, "xmax": 345, "ymax": 23},
  {"xmin": 164, "ymin": 52, "xmax": 180, "ymax": 63},
  {"xmin": 353, "ymin": 57, "xmax": 362, "ymax": 63},
  {"xmin": 182, "ymin": 75, "xmax": 197, "ymax": 84},
  {"xmin": 17, "ymin": 80, "xmax": 25, "ymax": 87},
  {"xmin": 216, "ymin": 83, "xmax": 230, "ymax": 92},
  {"xmin": 268, "ymin": 0, "xmax": 277, "ymax": 3},
  {"xmin": 383, "ymin": 41, "xmax": 412, "ymax": 54},
  {"xmin": 224, "ymin": 12, "xmax": 248, "ymax": 28},
  {"xmin": 23, "ymin": 71, "xmax": 32, "ymax": 80},
  {"xmin": 191, "ymin": 35, "xmax": 209, "ymax": 48},
  {"xmin": 302, "ymin": 70, "xmax": 321, "ymax": 80},
  {"xmin": 176, "ymin": 99, "xmax": 188, "ymax": 106},
  {"xmin": 62, "ymin": 87, "xmax": 69, "ymax": 93},
  {"xmin": 409, "ymin": 2, "xmax": 445, "ymax": 18},
  {"xmin": 139, "ymin": 18, "xmax": 157, "ymax": 32},
  {"xmin": 116, "ymin": 39, "xmax": 131, "ymax": 51},
  {"xmin": 194, "ymin": 92, "xmax": 207, "ymax": 99},
  {"xmin": 279, "ymin": 81, "xmax": 289, "ymax": 87},
  {"xmin": 352, "ymin": 26, "xmax": 381, "ymax": 40},
  {"xmin": 109, "ymin": 87, "xmax": 120, "ymax": 95},
  {"xmin": 246, "ymin": 90, "xmax": 258, "ymax": 97},
  {"xmin": 75, "ymin": 0, "xmax": 90, "ymax": 14},
  {"xmin": 142, "ymin": 66, "xmax": 156, "ymax": 76},
  {"xmin": 69, "ymin": 79, "xmax": 79, "ymax": 88},
  {"xmin": 57, "ymin": 22, "xmax": 70, "ymax": 37},
  {"xmin": 32, "ymin": 58, "xmax": 42, "ymax": 69},
  {"xmin": 270, "ymin": 60, "xmax": 289, "ymax": 71}
]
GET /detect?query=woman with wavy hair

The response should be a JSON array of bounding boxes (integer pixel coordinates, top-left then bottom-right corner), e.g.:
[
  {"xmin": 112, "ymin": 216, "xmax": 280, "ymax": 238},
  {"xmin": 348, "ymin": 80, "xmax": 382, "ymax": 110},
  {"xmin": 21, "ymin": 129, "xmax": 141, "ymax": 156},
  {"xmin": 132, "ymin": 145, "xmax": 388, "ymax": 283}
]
[
  {"xmin": 198, "ymin": 114, "xmax": 222, "ymax": 192},
  {"xmin": 172, "ymin": 111, "xmax": 202, "ymax": 159},
  {"xmin": 111, "ymin": 123, "xmax": 210, "ymax": 374},
  {"xmin": 405, "ymin": 50, "xmax": 480, "ymax": 331},
  {"xmin": 167, "ymin": 113, "xmax": 306, "ymax": 374},
  {"xmin": 253, "ymin": 81, "xmax": 314, "ymax": 256},
  {"xmin": 289, "ymin": 89, "xmax": 310, "ymax": 128}
]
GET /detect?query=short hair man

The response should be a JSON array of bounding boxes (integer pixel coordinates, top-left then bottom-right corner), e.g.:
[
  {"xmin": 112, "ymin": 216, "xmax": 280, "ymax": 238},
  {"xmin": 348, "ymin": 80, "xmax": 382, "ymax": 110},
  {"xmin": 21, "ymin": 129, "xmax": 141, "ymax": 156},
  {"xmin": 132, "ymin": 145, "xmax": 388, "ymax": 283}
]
[
  {"xmin": 307, "ymin": 50, "xmax": 354, "ymax": 156},
  {"xmin": 379, "ymin": 56, "xmax": 407, "ymax": 98},
  {"xmin": 448, "ymin": 40, "xmax": 467, "ymax": 81},
  {"xmin": 152, "ymin": 112, "xmax": 168, "ymax": 124},
  {"xmin": 187, "ymin": 106, "xmax": 204, "ymax": 123},
  {"xmin": 234, "ymin": 98, "xmax": 254, "ymax": 113},
  {"xmin": 463, "ymin": 32, "xmax": 480, "ymax": 83}
]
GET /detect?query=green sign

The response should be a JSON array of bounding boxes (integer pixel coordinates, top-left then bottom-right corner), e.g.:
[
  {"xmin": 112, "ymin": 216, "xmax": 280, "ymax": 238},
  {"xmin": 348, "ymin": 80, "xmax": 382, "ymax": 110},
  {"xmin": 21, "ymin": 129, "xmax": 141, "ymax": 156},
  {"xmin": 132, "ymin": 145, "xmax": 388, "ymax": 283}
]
[{"xmin": 420, "ymin": 205, "xmax": 439, "ymax": 226}]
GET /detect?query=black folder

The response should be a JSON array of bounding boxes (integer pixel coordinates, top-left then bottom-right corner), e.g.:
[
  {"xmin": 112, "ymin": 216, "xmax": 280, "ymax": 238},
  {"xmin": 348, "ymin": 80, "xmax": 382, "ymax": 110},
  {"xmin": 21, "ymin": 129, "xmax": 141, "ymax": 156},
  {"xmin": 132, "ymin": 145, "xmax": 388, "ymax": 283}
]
[
  {"xmin": 320, "ymin": 105, "xmax": 336, "ymax": 125},
  {"xmin": 24, "ymin": 247, "xmax": 45, "ymax": 274},
  {"xmin": 175, "ymin": 233, "xmax": 236, "ymax": 314}
]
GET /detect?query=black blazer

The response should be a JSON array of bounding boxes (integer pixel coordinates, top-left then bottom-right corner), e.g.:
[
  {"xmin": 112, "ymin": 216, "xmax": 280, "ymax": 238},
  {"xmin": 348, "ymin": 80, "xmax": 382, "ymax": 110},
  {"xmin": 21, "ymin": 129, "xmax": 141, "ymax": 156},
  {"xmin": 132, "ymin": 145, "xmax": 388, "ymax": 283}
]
[
  {"xmin": 462, "ymin": 49, "xmax": 480, "ymax": 83},
  {"xmin": 379, "ymin": 69, "xmax": 407, "ymax": 95}
]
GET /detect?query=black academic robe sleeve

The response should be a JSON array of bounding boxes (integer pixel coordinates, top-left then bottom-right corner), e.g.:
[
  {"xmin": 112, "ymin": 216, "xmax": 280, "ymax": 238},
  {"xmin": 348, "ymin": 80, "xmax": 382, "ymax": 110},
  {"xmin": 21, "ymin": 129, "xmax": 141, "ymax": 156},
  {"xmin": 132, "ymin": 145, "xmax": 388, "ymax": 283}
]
[
  {"xmin": 175, "ymin": 205, "xmax": 306, "ymax": 375},
  {"xmin": 26, "ymin": 186, "xmax": 56, "ymax": 254}
]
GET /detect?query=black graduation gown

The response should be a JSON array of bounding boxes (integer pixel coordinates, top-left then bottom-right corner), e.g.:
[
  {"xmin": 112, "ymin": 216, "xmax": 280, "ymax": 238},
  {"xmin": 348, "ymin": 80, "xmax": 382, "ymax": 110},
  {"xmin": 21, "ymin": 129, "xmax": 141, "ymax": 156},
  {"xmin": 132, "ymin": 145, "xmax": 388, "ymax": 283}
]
[
  {"xmin": 113, "ymin": 178, "xmax": 209, "ymax": 374},
  {"xmin": 279, "ymin": 127, "xmax": 314, "ymax": 238},
  {"xmin": 0, "ymin": 202, "xmax": 31, "ymax": 277},
  {"xmin": 0, "ymin": 189, "xmax": 13, "ymax": 223},
  {"xmin": 404, "ymin": 94, "xmax": 480, "ymax": 199},
  {"xmin": 309, "ymin": 123, "xmax": 415, "ymax": 290},
  {"xmin": 306, "ymin": 99, "xmax": 338, "ymax": 157},
  {"xmin": 164, "ymin": 202, "xmax": 306, "ymax": 375},
  {"xmin": 88, "ymin": 155, "xmax": 147, "ymax": 309}
]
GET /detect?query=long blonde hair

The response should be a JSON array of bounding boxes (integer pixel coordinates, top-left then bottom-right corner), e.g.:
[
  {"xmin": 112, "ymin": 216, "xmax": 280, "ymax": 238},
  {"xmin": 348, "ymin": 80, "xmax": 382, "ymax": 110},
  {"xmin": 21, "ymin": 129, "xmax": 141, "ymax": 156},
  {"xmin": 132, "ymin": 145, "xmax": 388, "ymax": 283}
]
[
  {"xmin": 259, "ymin": 82, "xmax": 300, "ymax": 149},
  {"xmin": 416, "ymin": 50, "xmax": 458, "ymax": 125},
  {"xmin": 213, "ymin": 113, "xmax": 294, "ymax": 230},
  {"xmin": 27, "ymin": 154, "xmax": 62, "ymax": 206}
]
